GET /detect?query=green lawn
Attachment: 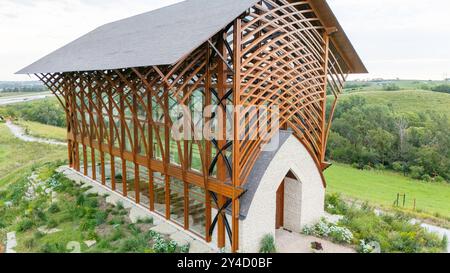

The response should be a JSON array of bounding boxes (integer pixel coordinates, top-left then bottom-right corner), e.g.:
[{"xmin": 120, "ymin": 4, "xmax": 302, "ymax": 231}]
[
  {"xmin": 325, "ymin": 163, "xmax": 450, "ymax": 219},
  {"xmin": 0, "ymin": 123, "xmax": 66, "ymax": 187},
  {"xmin": 341, "ymin": 90, "xmax": 450, "ymax": 116},
  {"xmin": 16, "ymin": 120, "xmax": 67, "ymax": 142}
]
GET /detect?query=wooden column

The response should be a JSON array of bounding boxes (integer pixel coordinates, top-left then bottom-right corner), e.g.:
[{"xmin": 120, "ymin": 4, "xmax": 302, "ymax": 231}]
[
  {"xmin": 217, "ymin": 31, "xmax": 228, "ymax": 249},
  {"xmin": 232, "ymin": 18, "xmax": 242, "ymax": 253},
  {"xmin": 109, "ymin": 86, "xmax": 116, "ymax": 191},
  {"xmin": 320, "ymin": 33, "xmax": 330, "ymax": 164},
  {"xmin": 164, "ymin": 90, "xmax": 171, "ymax": 220},
  {"xmin": 119, "ymin": 85, "xmax": 128, "ymax": 196},
  {"xmin": 148, "ymin": 83, "xmax": 155, "ymax": 211},
  {"xmin": 205, "ymin": 43, "xmax": 213, "ymax": 242}
]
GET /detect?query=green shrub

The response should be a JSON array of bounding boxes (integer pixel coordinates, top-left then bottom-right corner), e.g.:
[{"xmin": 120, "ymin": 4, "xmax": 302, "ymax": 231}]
[
  {"xmin": 421, "ymin": 174, "xmax": 432, "ymax": 182},
  {"xmin": 392, "ymin": 162, "xmax": 404, "ymax": 172},
  {"xmin": 94, "ymin": 211, "xmax": 108, "ymax": 225},
  {"xmin": 109, "ymin": 217, "xmax": 125, "ymax": 226},
  {"xmin": 40, "ymin": 242, "xmax": 66, "ymax": 253},
  {"xmin": 76, "ymin": 194, "xmax": 86, "ymax": 206},
  {"xmin": 153, "ymin": 238, "xmax": 178, "ymax": 253},
  {"xmin": 382, "ymin": 83, "xmax": 400, "ymax": 91},
  {"xmin": 24, "ymin": 238, "xmax": 36, "ymax": 250},
  {"xmin": 108, "ymin": 228, "xmax": 124, "ymax": 242},
  {"xmin": 434, "ymin": 176, "xmax": 446, "ymax": 183},
  {"xmin": 85, "ymin": 198, "xmax": 99, "ymax": 209},
  {"xmin": 116, "ymin": 202, "xmax": 124, "ymax": 210},
  {"xmin": 325, "ymin": 194, "xmax": 348, "ymax": 215},
  {"xmin": 79, "ymin": 219, "xmax": 96, "ymax": 231},
  {"xmin": 442, "ymin": 235, "xmax": 448, "ymax": 252},
  {"xmin": 180, "ymin": 244, "xmax": 190, "ymax": 253},
  {"xmin": 48, "ymin": 203, "xmax": 60, "ymax": 214},
  {"xmin": 33, "ymin": 231, "xmax": 45, "ymax": 240},
  {"xmin": 409, "ymin": 166, "xmax": 424, "ymax": 179},
  {"xmin": 46, "ymin": 219, "xmax": 59, "ymax": 229},
  {"xmin": 17, "ymin": 218, "xmax": 34, "ymax": 232},
  {"xmin": 259, "ymin": 234, "xmax": 276, "ymax": 253},
  {"xmin": 136, "ymin": 217, "xmax": 154, "ymax": 225}
]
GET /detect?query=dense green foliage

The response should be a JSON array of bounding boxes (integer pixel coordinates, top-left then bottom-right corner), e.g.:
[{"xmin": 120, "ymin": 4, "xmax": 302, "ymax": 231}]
[
  {"xmin": 0, "ymin": 81, "xmax": 46, "ymax": 93},
  {"xmin": 325, "ymin": 194, "xmax": 447, "ymax": 253},
  {"xmin": 431, "ymin": 84, "xmax": 450, "ymax": 94},
  {"xmin": 382, "ymin": 83, "xmax": 401, "ymax": 91},
  {"xmin": 0, "ymin": 99, "xmax": 65, "ymax": 127},
  {"xmin": 327, "ymin": 96, "xmax": 450, "ymax": 182}
]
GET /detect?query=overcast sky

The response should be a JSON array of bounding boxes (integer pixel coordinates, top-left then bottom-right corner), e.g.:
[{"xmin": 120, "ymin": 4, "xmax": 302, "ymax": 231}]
[{"xmin": 1, "ymin": 0, "xmax": 449, "ymax": 81}]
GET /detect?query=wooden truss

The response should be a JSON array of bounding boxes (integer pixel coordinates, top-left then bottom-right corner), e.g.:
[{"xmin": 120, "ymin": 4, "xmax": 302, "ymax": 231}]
[{"xmin": 37, "ymin": 0, "xmax": 348, "ymax": 252}]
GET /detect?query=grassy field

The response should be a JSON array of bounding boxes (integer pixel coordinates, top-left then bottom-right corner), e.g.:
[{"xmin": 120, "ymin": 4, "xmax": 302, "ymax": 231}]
[
  {"xmin": 341, "ymin": 90, "xmax": 450, "ymax": 116},
  {"xmin": 0, "ymin": 123, "xmax": 66, "ymax": 188},
  {"xmin": 16, "ymin": 120, "xmax": 67, "ymax": 142},
  {"xmin": 325, "ymin": 163, "xmax": 450, "ymax": 219}
]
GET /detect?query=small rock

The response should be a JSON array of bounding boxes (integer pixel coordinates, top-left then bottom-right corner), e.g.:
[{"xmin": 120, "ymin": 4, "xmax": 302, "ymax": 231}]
[
  {"xmin": 38, "ymin": 226, "xmax": 62, "ymax": 235},
  {"xmin": 6, "ymin": 232, "xmax": 17, "ymax": 253},
  {"xmin": 129, "ymin": 207, "xmax": 151, "ymax": 224},
  {"xmin": 84, "ymin": 240, "xmax": 97, "ymax": 248}
]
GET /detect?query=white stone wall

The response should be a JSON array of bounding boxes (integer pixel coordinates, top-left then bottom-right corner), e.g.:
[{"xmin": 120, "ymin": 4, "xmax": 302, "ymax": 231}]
[{"xmin": 239, "ymin": 135, "xmax": 325, "ymax": 253}]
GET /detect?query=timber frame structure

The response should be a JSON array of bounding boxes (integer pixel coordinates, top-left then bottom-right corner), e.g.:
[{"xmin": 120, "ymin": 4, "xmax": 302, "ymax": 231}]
[{"xmin": 18, "ymin": 0, "xmax": 366, "ymax": 252}]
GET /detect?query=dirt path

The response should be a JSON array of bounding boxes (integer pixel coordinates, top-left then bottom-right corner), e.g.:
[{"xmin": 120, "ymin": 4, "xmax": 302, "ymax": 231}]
[{"xmin": 5, "ymin": 120, "xmax": 66, "ymax": 146}]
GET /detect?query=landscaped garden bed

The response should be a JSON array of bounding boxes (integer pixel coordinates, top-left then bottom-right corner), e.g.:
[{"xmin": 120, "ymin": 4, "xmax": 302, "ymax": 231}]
[
  {"xmin": 0, "ymin": 162, "xmax": 189, "ymax": 253},
  {"xmin": 307, "ymin": 193, "xmax": 448, "ymax": 253}
]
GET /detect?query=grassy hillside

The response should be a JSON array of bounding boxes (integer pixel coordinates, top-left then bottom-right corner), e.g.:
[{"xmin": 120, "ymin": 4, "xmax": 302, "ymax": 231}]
[
  {"xmin": 341, "ymin": 90, "xmax": 450, "ymax": 116},
  {"xmin": 325, "ymin": 163, "xmax": 450, "ymax": 219},
  {"xmin": 0, "ymin": 123, "xmax": 66, "ymax": 187},
  {"xmin": 16, "ymin": 120, "xmax": 67, "ymax": 142}
]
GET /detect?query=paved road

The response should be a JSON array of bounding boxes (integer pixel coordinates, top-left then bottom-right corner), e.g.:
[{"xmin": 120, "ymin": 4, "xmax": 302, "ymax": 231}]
[{"xmin": 0, "ymin": 92, "xmax": 52, "ymax": 106}]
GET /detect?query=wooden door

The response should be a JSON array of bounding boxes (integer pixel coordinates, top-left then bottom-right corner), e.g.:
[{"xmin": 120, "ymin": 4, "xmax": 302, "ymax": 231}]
[{"xmin": 276, "ymin": 181, "xmax": 285, "ymax": 229}]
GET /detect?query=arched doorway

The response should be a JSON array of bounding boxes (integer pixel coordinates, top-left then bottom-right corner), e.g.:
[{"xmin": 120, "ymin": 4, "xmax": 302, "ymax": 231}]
[{"xmin": 276, "ymin": 170, "xmax": 302, "ymax": 230}]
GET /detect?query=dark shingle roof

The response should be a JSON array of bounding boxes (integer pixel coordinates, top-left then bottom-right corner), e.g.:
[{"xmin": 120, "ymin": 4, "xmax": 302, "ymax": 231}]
[
  {"xmin": 17, "ymin": 0, "xmax": 257, "ymax": 74},
  {"xmin": 17, "ymin": 0, "xmax": 366, "ymax": 75}
]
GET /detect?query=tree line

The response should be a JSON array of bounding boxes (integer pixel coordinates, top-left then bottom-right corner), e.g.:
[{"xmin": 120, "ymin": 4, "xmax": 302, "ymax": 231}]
[
  {"xmin": 326, "ymin": 96, "xmax": 450, "ymax": 183},
  {"xmin": 0, "ymin": 99, "xmax": 66, "ymax": 127}
]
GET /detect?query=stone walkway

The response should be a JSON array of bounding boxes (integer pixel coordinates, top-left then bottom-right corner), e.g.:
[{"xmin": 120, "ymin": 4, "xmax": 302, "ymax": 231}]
[
  {"xmin": 275, "ymin": 229, "xmax": 356, "ymax": 253},
  {"xmin": 6, "ymin": 232, "xmax": 17, "ymax": 253},
  {"xmin": 58, "ymin": 166, "xmax": 216, "ymax": 253}
]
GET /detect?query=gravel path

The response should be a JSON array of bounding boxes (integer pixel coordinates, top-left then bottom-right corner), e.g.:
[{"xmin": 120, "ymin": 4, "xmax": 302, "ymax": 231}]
[{"xmin": 5, "ymin": 120, "xmax": 66, "ymax": 146}]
